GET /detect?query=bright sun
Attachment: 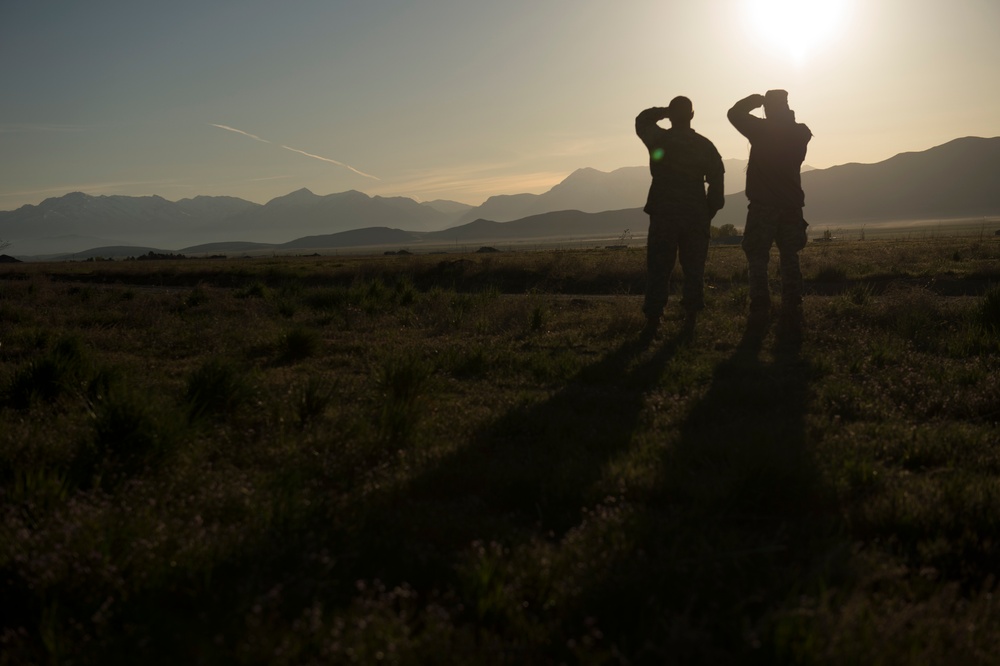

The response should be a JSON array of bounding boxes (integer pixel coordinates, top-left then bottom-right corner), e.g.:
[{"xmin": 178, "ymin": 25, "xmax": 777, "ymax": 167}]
[{"xmin": 743, "ymin": 0, "xmax": 850, "ymax": 66}]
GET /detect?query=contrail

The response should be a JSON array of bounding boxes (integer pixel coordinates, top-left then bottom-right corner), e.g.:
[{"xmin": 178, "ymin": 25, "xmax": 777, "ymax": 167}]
[
  {"xmin": 210, "ymin": 123, "xmax": 379, "ymax": 180},
  {"xmin": 210, "ymin": 123, "xmax": 271, "ymax": 143},
  {"xmin": 280, "ymin": 145, "xmax": 380, "ymax": 180}
]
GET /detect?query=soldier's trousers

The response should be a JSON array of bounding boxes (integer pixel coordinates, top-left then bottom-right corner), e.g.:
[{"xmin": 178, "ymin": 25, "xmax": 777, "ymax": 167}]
[
  {"xmin": 741, "ymin": 203, "xmax": 808, "ymax": 312},
  {"xmin": 644, "ymin": 213, "xmax": 710, "ymax": 319}
]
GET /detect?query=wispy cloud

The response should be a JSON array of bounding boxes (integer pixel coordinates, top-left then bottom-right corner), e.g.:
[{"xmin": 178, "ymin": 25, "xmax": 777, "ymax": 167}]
[
  {"xmin": 0, "ymin": 179, "xmax": 186, "ymax": 210},
  {"xmin": 378, "ymin": 165, "xmax": 566, "ymax": 204},
  {"xmin": 1, "ymin": 179, "xmax": 181, "ymax": 199},
  {"xmin": 247, "ymin": 174, "xmax": 297, "ymax": 182},
  {"xmin": 209, "ymin": 123, "xmax": 378, "ymax": 180},
  {"xmin": 280, "ymin": 145, "xmax": 379, "ymax": 180},
  {"xmin": 209, "ymin": 123, "xmax": 270, "ymax": 144},
  {"xmin": 544, "ymin": 134, "xmax": 622, "ymax": 159}
]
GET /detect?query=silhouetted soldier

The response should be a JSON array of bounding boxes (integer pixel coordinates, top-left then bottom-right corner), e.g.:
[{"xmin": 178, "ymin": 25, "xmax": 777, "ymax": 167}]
[
  {"xmin": 728, "ymin": 90, "xmax": 812, "ymax": 336},
  {"xmin": 636, "ymin": 96, "xmax": 725, "ymax": 340}
]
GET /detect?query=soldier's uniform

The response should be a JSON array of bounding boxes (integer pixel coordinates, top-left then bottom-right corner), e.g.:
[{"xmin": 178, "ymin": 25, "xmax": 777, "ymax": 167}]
[
  {"xmin": 727, "ymin": 91, "xmax": 812, "ymax": 319},
  {"xmin": 635, "ymin": 106, "xmax": 725, "ymax": 326}
]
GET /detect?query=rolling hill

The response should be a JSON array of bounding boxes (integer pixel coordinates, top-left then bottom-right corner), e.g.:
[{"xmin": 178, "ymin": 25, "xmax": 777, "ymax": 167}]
[
  {"xmin": 3, "ymin": 136, "xmax": 998, "ymax": 258},
  {"xmin": 713, "ymin": 136, "xmax": 1000, "ymax": 227}
]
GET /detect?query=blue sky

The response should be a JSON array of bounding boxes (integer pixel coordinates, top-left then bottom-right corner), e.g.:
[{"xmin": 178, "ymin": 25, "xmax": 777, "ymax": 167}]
[{"xmin": 2, "ymin": 0, "xmax": 998, "ymax": 210}]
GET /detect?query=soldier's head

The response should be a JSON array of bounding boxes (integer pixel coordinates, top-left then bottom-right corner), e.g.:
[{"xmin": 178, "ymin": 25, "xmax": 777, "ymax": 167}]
[
  {"xmin": 666, "ymin": 96, "xmax": 694, "ymax": 127},
  {"xmin": 763, "ymin": 89, "xmax": 794, "ymax": 122}
]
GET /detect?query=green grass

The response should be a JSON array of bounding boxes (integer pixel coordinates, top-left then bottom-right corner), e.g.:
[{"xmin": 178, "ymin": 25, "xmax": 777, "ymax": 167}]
[{"xmin": 1, "ymin": 237, "xmax": 999, "ymax": 664}]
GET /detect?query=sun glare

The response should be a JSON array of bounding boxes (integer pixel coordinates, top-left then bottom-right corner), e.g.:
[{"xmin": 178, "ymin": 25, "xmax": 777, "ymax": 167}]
[{"xmin": 744, "ymin": 0, "xmax": 850, "ymax": 66}]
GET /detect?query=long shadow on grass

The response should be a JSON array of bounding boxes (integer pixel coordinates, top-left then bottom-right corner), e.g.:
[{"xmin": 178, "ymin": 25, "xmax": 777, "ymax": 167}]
[
  {"xmin": 572, "ymin": 326, "xmax": 844, "ymax": 663},
  {"xmin": 175, "ymin": 328, "xmax": 692, "ymax": 662},
  {"xmin": 63, "ymin": 324, "xmax": 841, "ymax": 665},
  {"xmin": 357, "ymin": 330, "xmax": 691, "ymax": 583},
  {"xmin": 76, "ymin": 330, "xmax": 690, "ymax": 664},
  {"xmin": 344, "ymin": 323, "xmax": 844, "ymax": 663}
]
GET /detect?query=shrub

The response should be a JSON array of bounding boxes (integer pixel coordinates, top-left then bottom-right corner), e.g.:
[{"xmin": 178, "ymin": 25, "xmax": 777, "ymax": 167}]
[
  {"xmin": 184, "ymin": 358, "xmax": 252, "ymax": 421},
  {"xmin": 876, "ymin": 286, "xmax": 941, "ymax": 345},
  {"xmin": 275, "ymin": 299, "xmax": 297, "ymax": 318},
  {"xmin": 295, "ymin": 375, "xmax": 336, "ymax": 426},
  {"xmin": 977, "ymin": 286, "xmax": 1000, "ymax": 332},
  {"xmin": 377, "ymin": 353, "xmax": 431, "ymax": 443},
  {"xmin": 304, "ymin": 286, "xmax": 350, "ymax": 311},
  {"xmin": 438, "ymin": 344, "xmax": 494, "ymax": 378},
  {"xmin": 530, "ymin": 306, "xmax": 547, "ymax": 331},
  {"xmin": 814, "ymin": 265, "xmax": 849, "ymax": 282},
  {"xmin": 78, "ymin": 385, "xmax": 171, "ymax": 488},
  {"xmin": 6, "ymin": 336, "xmax": 90, "ymax": 408},
  {"xmin": 185, "ymin": 287, "xmax": 209, "ymax": 307},
  {"xmin": 237, "ymin": 281, "xmax": 269, "ymax": 299},
  {"xmin": 729, "ymin": 286, "xmax": 750, "ymax": 309},
  {"xmin": 394, "ymin": 275, "xmax": 418, "ymax": 306},
  {"xmin": 524, "ymin": 348, "xmax": 581, "ymax": 383},
  {"xmin": 278, "ymin": 326, "xmax": 321, "ymax": 363},
  {"xmin": 844, "ymin": 282, "xmax": 876, "ymax": 307},
  {"xmin": 350, "ymin": 277, "xmax": 397, "ymax": 314}
]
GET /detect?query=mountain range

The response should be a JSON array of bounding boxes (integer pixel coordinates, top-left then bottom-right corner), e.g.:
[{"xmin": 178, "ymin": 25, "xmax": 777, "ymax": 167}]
[{"xmin": 2, "ymin": 136, "xmax": 998, "ymax": 259}]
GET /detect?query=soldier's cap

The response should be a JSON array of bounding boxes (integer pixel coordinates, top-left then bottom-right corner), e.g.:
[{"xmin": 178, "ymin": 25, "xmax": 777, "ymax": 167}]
[
  {"xmin": 764, "ymin": 89, "xmax": 790, "ymax": 111},
  {"xmin": 666, "ymin": 96, "xmax": 693, "ymax": 119}
]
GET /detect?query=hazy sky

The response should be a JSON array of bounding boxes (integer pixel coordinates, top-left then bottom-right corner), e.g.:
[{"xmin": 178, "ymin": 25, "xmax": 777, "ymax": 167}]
[{"xmin": 2, "ymin": 0, "xmax": 998, "ymax": 210}]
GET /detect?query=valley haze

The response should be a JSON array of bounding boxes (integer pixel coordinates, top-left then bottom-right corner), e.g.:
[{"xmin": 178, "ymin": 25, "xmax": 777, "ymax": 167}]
[{"xmin": 2, "ymin": 137, "xmax": 999, "ymax": 260}]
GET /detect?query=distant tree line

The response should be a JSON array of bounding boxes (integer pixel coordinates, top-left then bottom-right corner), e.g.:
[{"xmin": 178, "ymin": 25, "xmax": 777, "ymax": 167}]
[
  {"xmin": 130, "ymin": 251, "xmax": 188, "ymax": 261},
  {"xmin": 711, "ymin": 223, "xmax": 741, "ymax": 239}
]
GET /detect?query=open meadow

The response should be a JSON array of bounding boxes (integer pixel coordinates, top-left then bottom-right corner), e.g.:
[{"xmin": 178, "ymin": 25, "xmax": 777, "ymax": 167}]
[{"xmin": 2, "ymin": 234, "xmax": 1000, "ymax": 664}]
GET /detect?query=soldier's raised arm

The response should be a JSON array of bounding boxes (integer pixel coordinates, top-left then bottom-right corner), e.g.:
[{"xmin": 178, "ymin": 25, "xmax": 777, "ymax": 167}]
[
  {"xmin": 727, "ymin": 93, "xmax": 766, "ymax": 140},
  {"xmin": 635, "ymin": 107, "xmax": 670, "ymax": 143}
]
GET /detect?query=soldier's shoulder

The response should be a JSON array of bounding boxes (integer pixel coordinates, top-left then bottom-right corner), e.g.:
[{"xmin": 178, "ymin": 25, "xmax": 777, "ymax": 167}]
[{"xmin": 691, "ymin": 130, "xmax": 722, "ymax": 154}]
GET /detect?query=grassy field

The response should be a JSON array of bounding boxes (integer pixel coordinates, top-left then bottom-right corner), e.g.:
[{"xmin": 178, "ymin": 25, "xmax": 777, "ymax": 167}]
[{"xmin": 1, "ymin": 235, "xmax": 999, "ymax": 664}]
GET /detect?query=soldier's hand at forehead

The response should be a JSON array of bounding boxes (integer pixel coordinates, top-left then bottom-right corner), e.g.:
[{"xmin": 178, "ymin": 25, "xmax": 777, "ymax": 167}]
[{"xmin": 748, "ymin": 94, "xmax": 766, "ymax": 107}]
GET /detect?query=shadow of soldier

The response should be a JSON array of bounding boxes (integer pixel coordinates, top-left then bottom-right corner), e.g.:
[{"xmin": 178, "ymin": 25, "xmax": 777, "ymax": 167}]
[
  {"xmin": 576, "ymin": 321, "xmax": 845, "ymax": 662},
  {"xmin": 397, "ymin": 329, "xmax": 691, "ymax": 552},
  {"xmin": 106, "ymin": 328, "xmax": 694, "ymax": 662}
]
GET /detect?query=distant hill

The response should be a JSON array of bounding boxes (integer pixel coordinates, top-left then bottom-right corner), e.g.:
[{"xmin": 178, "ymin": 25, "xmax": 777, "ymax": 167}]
[
  {"xmin": 45, "ymin": 210, "xmax": 648, "ymax": 260},
  {"xmin": 12, "ymin": 234, "xmax": 134, "ymax": 257},
  {"xmin": 456, "ymin": 159, "xmax": 750, "ymax": 226},
  {"xmin": 803, "ymin": 136, "xmax": 1000, "ymax": 222},
  {"xmin": 713, "ymin": 136, "xmax": 1000, "ymax": 228},
  {"xmin": 180, "ymin": 241, "xmax": 276, "ymax": 254},
  {"xmin": 278, "ymin": 226, "xmax": 420, "ymax": 250},
  {"xmin": 456, "ymin": 167, "xmax": 651, "ymax": 225},
  {"xmin": 0, "ymin": 193, "xmax": 256, "ymax": 255},
  {"xmin": 220, "ymin": 189, "xmax": 457, "ymax": 240},
  {"xmin": 0, "ymin": 189, "xmax": 461, "ymax": 256},
  {"xmin": 420, "ymin": 199, "xmax": 476, "ymax": 216},
  {"xmin": 3, "ymin": 136, "xmax": 998, "ymax": 258},
  {"xmin": 426, "ymin": 209, "xmax": 648, "ymax": 243}
]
